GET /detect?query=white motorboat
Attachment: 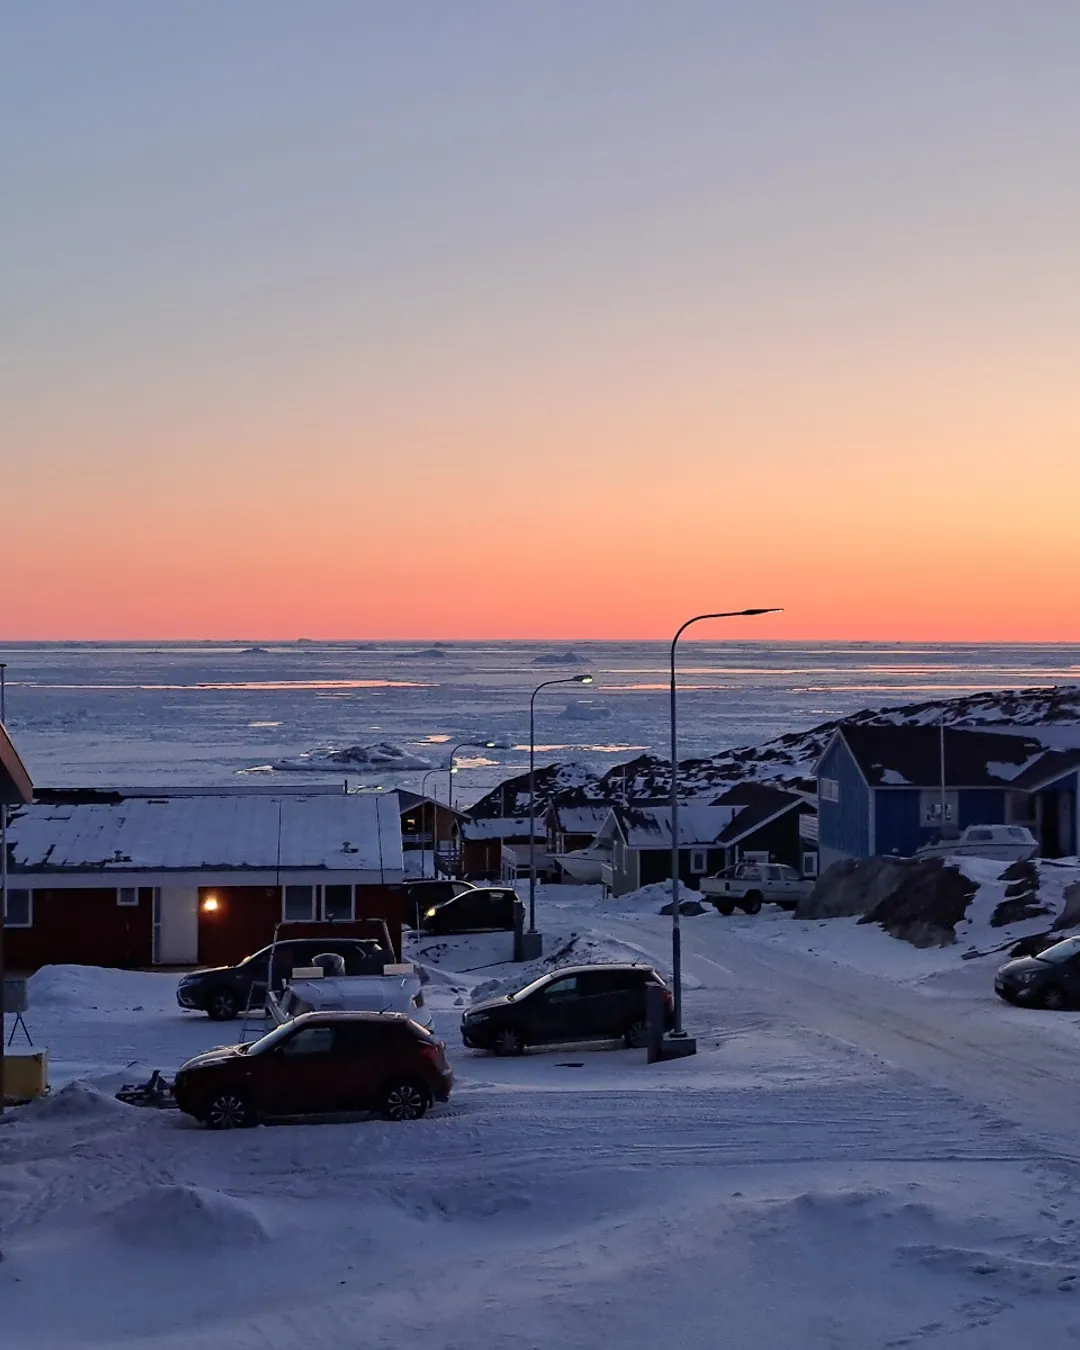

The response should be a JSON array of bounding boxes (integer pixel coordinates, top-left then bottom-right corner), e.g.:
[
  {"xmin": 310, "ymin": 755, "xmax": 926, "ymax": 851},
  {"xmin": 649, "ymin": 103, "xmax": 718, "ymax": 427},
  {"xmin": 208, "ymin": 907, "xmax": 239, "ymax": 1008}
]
[
  {"xmin": 917, "ymin": 824, "xmax": 1038, "ymax": 864},
  {"xmin": 552, "ymin": 847, "xmax": 610, "ymax": 884}
]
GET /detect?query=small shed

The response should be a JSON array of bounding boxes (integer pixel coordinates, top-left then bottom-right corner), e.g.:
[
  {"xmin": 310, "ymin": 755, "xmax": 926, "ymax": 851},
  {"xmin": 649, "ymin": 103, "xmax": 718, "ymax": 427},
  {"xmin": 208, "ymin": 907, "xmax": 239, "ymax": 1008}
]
[
  {"xmin": 460, "ymin": 816, "xmax": 546, "ymax": 879},
  {"xmin": 545, "ymin": 804, "xmax": 611, "ymax": 858}
]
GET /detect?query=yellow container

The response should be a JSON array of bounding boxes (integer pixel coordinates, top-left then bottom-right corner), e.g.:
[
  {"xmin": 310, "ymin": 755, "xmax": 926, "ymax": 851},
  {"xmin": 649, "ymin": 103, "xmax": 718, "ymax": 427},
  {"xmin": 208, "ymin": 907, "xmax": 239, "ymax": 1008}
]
[{"xmin": 4, "ymin": 1050, "xmax": 49, "ymax": 1100}]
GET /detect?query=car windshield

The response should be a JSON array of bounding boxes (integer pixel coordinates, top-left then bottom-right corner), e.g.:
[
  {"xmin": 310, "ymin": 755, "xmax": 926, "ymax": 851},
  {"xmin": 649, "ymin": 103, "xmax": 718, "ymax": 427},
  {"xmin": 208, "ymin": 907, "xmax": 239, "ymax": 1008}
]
[
  {"xmin": 506, "ymin": 972, "xmax": 559, "ymax": 1002},
  {"xmin": 1036, "ymin": 938, "xmax": 1080, "ymax": 966},
  {"xmin": 245, "ymin": 1021, "xmax": 305, "ymax": 1055}
]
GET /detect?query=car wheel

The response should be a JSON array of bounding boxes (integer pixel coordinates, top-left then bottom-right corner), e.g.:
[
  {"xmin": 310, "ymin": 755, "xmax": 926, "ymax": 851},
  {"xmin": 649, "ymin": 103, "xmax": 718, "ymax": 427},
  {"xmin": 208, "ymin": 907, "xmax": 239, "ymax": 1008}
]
[
  {"xmin": 624, "ymin": 1018, "xmax": 649, "ymax": 1049},
  {"xmin": 383, "ymin": 1080, "xmax": 429, "ymax": 1121},
  {"xmin": 739, "ymin": 892, "xmax": 763, "ymax": 915},
  {"xmin": 714, "ymin": 901, "xmax": 736, "ymax": 916},
  {"xmin": 206, "ymin": 988, "xmax": 239, "ymax": 1021},
  {"xmin": 1041, "ymin": 984, "xmax": 1067, "ymax": 1011},
  {"xmin": 493, "ymin": 1026, "xmax": 526, "ymax": 1057},
  {"xmin": 204, "ymin": 1089, "xmax": 254, "ymax": 1129}
]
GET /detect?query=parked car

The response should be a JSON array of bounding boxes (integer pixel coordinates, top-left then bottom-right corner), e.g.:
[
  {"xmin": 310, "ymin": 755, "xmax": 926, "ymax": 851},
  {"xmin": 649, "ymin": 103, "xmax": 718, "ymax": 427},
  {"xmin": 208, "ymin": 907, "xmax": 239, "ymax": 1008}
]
[
  {"xmin": 172, "ymin": 1010, "xmax": 453, "ymax": 1128},
  {"xmin": 699, "ymin": 862, "xmax": 811, "ymax": 915},
  {"xmin": 994, "ymin": 935, "xmax": 1080, "ymax": 1010},
  {"xmin": 919, "ymin": 824, "xmax": 1039, "ymax": 863},
  {"xmin": 419, "ymin": 886, "xmax": 523, "ymax": 935},
  {"xmin": 403, "ymin": 878, "xmax": 477, "ymax": 928},
  {"xmin": 461, "ymin": 963, "xmax": 673, "ymax": 1055},
  {"xmin": 176, "ymin": 937, "xmax": 388, "ymax": 1021}
]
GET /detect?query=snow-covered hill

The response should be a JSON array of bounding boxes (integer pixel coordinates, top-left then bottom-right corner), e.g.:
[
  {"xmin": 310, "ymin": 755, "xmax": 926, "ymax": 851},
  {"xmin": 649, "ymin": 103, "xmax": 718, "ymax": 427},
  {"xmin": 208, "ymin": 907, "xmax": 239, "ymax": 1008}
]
[{"xmin": 469, "ymin": 684, "xmax": 1080, "ymax": 817}]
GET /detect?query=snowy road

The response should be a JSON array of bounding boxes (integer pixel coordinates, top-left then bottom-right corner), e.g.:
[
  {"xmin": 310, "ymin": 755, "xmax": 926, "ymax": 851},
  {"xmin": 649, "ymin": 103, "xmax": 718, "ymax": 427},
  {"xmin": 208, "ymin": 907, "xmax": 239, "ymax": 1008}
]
[
  {"xmin": 7, "ymin": 910, "xmax": 1080, "ymax": 1348},
  {"xmin": 596, "ymin": 907, "xmax": 1080, "ymax": 1152}
]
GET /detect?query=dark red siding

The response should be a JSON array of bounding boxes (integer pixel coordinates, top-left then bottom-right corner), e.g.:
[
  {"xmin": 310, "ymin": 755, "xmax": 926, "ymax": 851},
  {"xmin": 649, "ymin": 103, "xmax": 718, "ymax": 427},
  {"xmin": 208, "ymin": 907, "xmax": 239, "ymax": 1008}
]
[
  {"xmin": 197, "ymin": 886, "xmax": 280, "ymax": 968},
  {"xmin": 6, "ymin": 887, "xmax": 153, "ymax": 973},
  {"xmin": 197, "ymin": 884, "xmax": 404, "ymax": 964},
  {"xmin": 7, "ymin": 881, "xmax": 404, "ymax": 973}
]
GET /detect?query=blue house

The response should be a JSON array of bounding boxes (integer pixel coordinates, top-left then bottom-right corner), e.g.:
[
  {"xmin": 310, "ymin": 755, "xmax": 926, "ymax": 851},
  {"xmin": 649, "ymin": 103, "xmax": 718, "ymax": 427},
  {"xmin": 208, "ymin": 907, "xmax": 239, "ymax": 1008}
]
[{"xmin": 816, "ymin": 724, "xmax": 1080, "ymax": 869}]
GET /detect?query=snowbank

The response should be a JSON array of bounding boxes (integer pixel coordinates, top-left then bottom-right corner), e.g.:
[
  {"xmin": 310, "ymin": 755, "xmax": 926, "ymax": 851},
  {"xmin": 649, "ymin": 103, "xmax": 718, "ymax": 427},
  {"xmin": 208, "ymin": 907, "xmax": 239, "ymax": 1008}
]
[
  {"xmin": 25, "ymin": 1079, "xmax": 127, "ymax": 1120},
  {"xmin": 108, "ymin": 1185, "xmax": 271, "ymax": 1251}
]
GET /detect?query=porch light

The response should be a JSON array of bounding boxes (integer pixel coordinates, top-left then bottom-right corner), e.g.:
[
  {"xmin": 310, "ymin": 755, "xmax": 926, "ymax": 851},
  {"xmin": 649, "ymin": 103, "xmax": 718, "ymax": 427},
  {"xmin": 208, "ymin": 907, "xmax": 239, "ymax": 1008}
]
[{"xmin": 201, "ymin": 895, "xmax": 220, "ymax": 914}]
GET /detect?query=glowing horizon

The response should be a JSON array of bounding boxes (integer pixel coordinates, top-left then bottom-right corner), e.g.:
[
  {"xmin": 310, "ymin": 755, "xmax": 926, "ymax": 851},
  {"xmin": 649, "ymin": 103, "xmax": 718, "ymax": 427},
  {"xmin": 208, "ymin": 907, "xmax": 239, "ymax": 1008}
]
[{"xmin": 5, "ymin": 3, "xmax": 1079, "ymax": 645}]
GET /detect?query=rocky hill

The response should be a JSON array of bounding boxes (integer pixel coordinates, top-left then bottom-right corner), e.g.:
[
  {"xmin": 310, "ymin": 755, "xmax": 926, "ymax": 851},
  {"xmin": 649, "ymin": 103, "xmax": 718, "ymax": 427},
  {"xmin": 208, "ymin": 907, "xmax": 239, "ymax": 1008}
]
[{"xmin": 468, "ymin": 684, "xmax": 1080, "ymax": 818}]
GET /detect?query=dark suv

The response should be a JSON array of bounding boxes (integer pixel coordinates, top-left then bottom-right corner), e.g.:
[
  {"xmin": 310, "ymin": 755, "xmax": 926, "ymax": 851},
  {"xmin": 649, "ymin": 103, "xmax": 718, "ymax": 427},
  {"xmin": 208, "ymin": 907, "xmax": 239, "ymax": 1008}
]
[
  {"xmin": 419, "ymin": 887, "xmax": 523, "ymax": 936},
  {"xmin": 173, "ymin": 1010, "xmax": 453, "ymax": 1127},
  {"xmin": 176, "ymin": 938, "xmax": 388, "ymax": 1021},
  {"xmin": 403, "ymin": 879, "xmax": 477, "ymax": 929},
  {"xmin": 461, "ymin": 963, "xmax": 673, "ymax": 1055}
]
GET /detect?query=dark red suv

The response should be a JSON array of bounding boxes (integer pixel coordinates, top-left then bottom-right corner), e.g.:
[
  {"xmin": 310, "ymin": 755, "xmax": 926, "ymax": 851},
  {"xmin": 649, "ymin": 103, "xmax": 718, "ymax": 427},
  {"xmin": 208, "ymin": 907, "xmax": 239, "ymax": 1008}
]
[{"xmin": 173, "ymin": 1011, "xmax": 453, "ymax": 1128}]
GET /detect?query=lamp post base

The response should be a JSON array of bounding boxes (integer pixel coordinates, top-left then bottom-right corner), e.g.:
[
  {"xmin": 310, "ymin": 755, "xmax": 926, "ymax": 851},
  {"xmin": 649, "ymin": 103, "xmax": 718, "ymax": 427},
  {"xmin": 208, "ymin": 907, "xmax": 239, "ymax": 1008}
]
[
  {"xmin": 514, "ymin": 930, "xmax": 543, "ymax": 962},
  {"xmin": 660, "ymin": 1032, "xmax": 698, "ymax": 1061}
]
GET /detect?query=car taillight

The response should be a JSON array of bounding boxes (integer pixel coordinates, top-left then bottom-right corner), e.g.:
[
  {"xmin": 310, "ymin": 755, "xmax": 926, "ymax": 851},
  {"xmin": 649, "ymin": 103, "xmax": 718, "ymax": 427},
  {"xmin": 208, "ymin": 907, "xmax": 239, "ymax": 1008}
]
[{"xmin": 418, "ymin": 1042, "xmax": 443, "ymax": 1065}]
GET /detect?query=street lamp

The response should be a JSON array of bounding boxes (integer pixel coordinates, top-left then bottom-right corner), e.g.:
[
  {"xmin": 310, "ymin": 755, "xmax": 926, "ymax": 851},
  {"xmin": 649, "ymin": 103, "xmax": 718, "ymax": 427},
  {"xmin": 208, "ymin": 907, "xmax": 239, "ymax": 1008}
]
[
  {"xmin": 448, "ymin": 740, "xmax": 497, "ymax": 874},
  {"xmin": 529, "ymin": 675, "xmax": 594, "ymax": 942},
  {"xmin": 420, "ymin": 768, "xmax": 441, "ymax": 879},
  {"xmin": 666, "ymin": 609, "xmax": 781, "ymax": 1057}
]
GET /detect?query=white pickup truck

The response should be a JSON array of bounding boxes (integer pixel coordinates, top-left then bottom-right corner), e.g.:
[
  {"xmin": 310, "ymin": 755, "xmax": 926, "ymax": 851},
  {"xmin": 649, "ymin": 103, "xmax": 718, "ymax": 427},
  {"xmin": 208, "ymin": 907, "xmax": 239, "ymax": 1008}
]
[{"xmin": 699, "ymin": 862, "xmax": 812, "ymax": 915}]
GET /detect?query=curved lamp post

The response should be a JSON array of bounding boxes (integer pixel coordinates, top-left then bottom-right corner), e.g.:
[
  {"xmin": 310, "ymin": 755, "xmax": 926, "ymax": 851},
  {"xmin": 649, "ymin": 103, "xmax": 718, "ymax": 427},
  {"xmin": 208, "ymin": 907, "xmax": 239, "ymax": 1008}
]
[
  {"xmin": 419, "ymin": 768, "xmax": 441, "ymax": 878},
  {"xmin": 667, "ymin": 609, "xmax": 781, "ymax": 1053},
  {"xmin": 529, "ymin": 675, "xmax": 594, "ymax": 936},
  {"xmin": 448, "ymin": 740, "xmax": 497, "ymax": 874}
]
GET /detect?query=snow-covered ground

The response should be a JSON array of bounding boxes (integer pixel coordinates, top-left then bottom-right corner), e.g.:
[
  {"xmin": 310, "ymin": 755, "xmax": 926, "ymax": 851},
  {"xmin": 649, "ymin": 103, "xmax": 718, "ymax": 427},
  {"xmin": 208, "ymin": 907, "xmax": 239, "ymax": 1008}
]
[{"xmin": 7, "ymin": 885, "xmax": 1080, "ymax": 1347}]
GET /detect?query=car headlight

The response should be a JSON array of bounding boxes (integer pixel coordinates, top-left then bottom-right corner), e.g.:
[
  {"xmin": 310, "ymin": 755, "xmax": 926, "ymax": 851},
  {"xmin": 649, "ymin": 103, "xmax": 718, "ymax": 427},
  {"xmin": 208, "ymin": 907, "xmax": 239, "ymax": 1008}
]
[
  {"xmin": 464, "ymin": 1011, "xmax": 489, "ymax": 1023},
  {"xmin": 424, "ymin": 907, "xmax": 439, "ymax": 918},
  {"xmin": 1013, "ymin": 972, "xmax": 1038, "ymax": 984}
]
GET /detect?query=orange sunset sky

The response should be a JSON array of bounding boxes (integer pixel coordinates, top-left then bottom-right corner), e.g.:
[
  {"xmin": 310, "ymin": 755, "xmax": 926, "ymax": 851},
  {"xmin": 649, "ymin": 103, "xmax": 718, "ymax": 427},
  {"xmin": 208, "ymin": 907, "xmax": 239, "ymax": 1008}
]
[{"xmin": 4, "ymin": 4, "xmax": 1079, "ymax": 643}]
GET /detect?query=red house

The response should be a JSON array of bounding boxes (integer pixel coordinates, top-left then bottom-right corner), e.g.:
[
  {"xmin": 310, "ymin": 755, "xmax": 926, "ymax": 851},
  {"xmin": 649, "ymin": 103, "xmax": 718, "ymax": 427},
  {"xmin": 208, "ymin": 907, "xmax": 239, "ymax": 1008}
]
[{"xmin": 4, "ymin": 788, "xmax": 405, "ymax": 971}]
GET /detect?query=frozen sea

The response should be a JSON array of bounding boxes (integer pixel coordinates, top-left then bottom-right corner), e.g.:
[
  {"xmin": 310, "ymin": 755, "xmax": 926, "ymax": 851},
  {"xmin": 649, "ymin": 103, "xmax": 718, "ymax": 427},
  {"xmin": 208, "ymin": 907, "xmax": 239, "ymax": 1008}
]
[{"xmin": 2, "ymin": 640, "xmax": 1079, "ymax": 806}]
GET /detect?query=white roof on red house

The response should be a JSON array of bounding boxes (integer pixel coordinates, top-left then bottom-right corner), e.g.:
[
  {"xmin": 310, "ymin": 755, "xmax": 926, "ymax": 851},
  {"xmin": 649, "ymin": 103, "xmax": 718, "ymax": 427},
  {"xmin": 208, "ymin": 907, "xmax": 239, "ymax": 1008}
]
[{"xmin": 7, "ymin": 792, "xmax": 403, "ymax": 879}]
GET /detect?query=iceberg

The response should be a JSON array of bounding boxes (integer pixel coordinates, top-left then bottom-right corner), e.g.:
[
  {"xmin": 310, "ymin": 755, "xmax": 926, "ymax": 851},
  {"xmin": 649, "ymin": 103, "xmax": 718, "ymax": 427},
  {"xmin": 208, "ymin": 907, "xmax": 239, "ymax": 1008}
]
[{"xmin": 272, "ymin": 742, "xmax": 434, "ymax": 773}]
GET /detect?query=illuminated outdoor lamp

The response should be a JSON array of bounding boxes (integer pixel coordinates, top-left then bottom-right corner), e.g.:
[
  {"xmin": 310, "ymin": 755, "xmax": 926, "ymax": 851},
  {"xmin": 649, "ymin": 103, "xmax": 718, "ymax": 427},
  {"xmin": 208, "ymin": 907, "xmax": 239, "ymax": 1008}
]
[{"xmin": 201, "ymin": 894, "xmax": 221, "ymax": 914}]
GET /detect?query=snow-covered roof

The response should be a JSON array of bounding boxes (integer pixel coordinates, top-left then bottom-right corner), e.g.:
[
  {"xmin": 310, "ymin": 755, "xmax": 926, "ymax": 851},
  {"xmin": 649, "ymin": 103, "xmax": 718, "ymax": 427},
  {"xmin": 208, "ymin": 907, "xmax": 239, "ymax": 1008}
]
[
  {"xmin": 606, "ymin": 805, "xmax": 737, "ymax": 849},
  {"xmin": 7, "ymin": 792, "xmax": 403, "ymax": 878},
  {"xmin": 550, "ymin": 806, "xmax": 611, "ymax": 835},
  {"xmin": 461, "ymin": 816, "xmax": 542, "ymax": 841},
  {"xmin": 833, "ymin": 725, "xmax": 1048, "ymax": 789}
]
